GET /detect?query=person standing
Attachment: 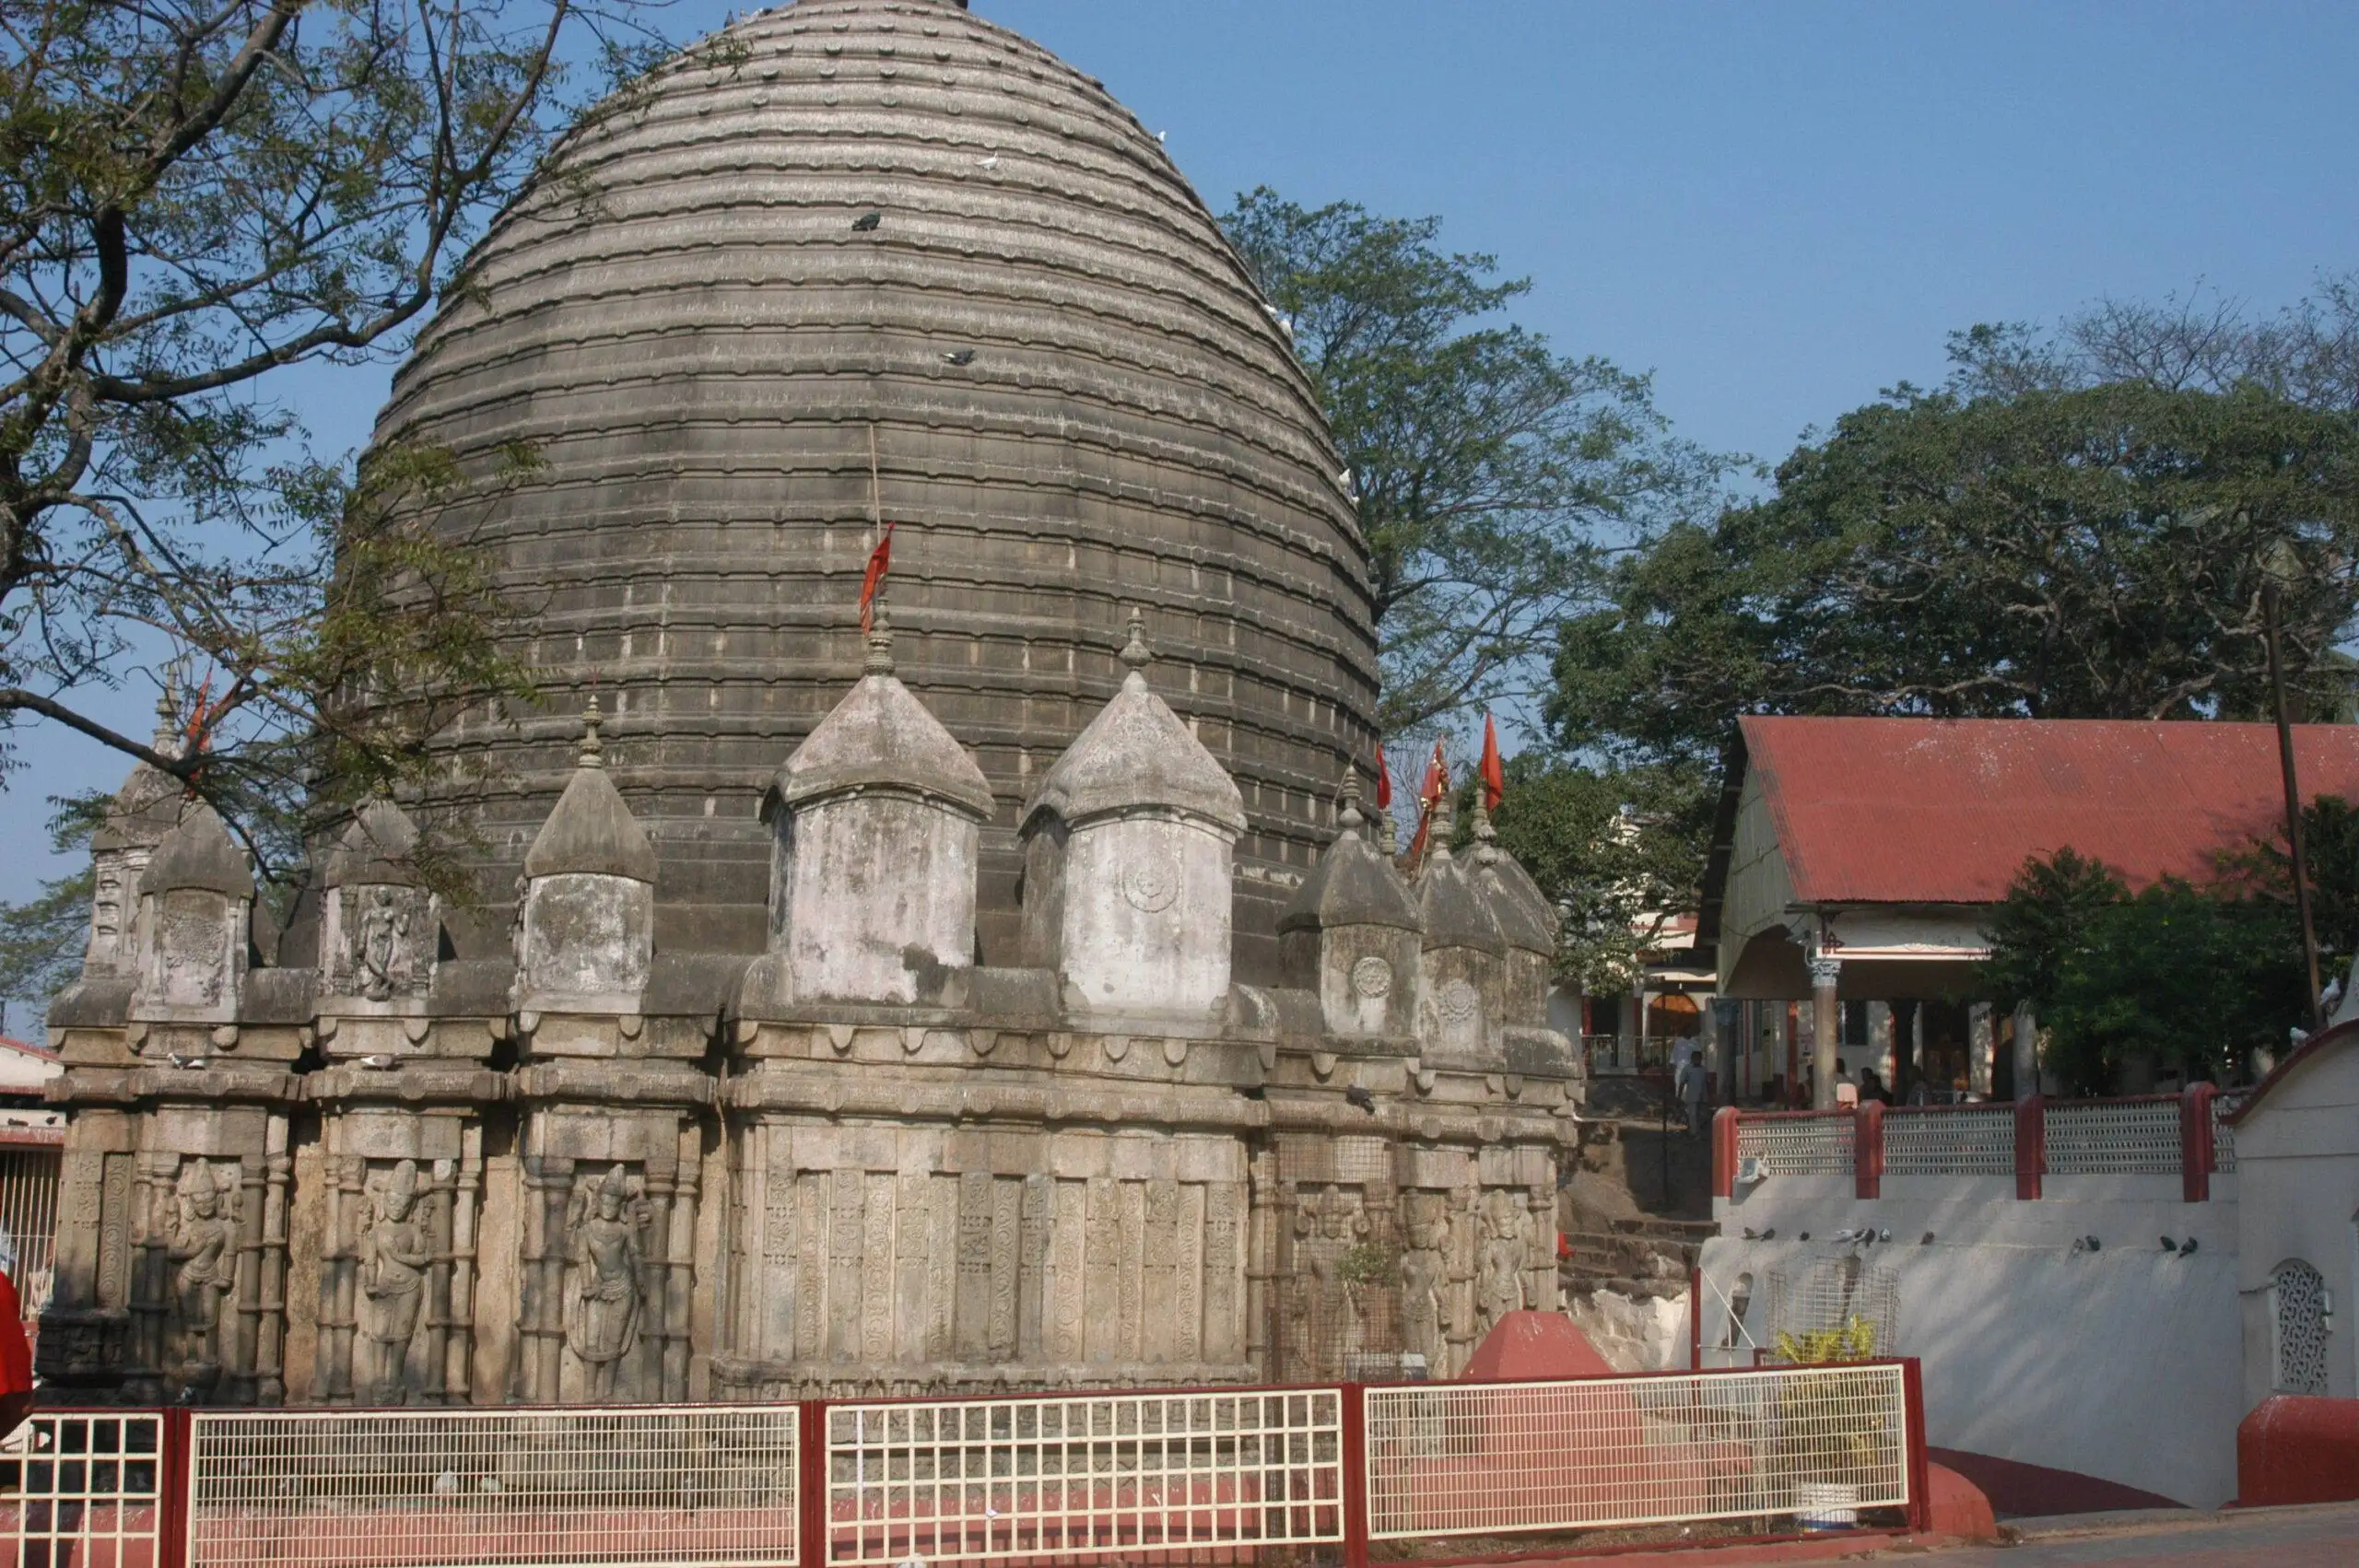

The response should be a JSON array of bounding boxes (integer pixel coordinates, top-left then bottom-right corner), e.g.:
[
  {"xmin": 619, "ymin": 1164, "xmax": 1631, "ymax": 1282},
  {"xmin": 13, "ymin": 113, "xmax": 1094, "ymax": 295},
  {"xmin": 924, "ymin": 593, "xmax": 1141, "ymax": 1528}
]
[{"xmin": 1675, "ymin": 1043, "xmax": 1708, "ymax": 1134}]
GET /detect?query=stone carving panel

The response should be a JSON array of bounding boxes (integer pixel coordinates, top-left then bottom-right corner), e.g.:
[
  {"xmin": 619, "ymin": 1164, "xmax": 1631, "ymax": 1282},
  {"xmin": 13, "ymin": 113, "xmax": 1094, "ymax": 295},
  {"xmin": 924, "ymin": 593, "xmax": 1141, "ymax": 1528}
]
[{"xmin": 563, "ymin": 1164, "xmax": 651, "ymax": 1399}]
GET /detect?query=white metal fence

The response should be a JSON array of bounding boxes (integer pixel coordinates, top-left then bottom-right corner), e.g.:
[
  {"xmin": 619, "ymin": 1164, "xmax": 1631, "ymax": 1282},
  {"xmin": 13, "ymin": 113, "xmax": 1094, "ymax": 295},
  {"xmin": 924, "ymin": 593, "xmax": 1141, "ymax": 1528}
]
[
  {"xmin": 2044, "ymin": 1098, "xmax": 2180, "ymax": 1176},
  {"xmin": 188, "ymin": 1405, "xmax": 800, "ymax": 1568},
  {"xmin": 1880, "ymin": 1105, "xmax": 2014, "ymax": 1176},
  {"xmin": 3, "ymin": 1410, "xmax": 167, "ymax": 1568},
  {"xmin": 1362, "ymin": 1364, "xmax": 1911, "ymax": 1539},
  {"xmin": 1737, "ymin": 1114, "xmax": 1854, "ymax": 1176},
  {"xmin": 823, "ymin": 1388, "xmax": 1344, "ymax": 1567}
]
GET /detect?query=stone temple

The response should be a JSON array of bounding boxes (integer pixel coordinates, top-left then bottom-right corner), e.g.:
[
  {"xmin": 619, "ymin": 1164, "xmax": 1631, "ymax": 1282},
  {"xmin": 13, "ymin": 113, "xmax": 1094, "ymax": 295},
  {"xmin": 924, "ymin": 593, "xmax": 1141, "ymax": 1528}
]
[{"xmin": 37, "ymin": 0, "xmax": 1579, "ymax": 1406}]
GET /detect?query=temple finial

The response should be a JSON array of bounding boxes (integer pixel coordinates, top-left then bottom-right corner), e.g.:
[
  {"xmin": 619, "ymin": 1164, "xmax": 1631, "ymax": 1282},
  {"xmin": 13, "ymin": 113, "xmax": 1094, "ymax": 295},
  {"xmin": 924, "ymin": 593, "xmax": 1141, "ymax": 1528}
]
[
  {"xmin": 1471, "ymin": 797, "xmax": 1499, "ymax": 864},
  {"xmin": 1429, "ymin": 788, "xmax": 1456, "ymax": 861},
  {"xmin": 1337, "ymin": 770, "xmax": 1364, "ymax": 838},
  {"xmin": 1120, "ymin": 605, "xmax": 1152, "ymax": 673},
  {"xmin": 864, "ymin": 605, "xmax": 896, "ymax": 677},
  {"xmin": 579, "ymin": 695, "xmax": 604, "ymax": 768}
]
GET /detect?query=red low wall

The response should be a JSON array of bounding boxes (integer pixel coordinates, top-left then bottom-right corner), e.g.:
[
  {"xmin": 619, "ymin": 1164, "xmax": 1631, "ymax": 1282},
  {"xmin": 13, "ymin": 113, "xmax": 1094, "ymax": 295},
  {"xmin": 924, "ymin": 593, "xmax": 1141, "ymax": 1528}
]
[{"xmin": 2238, "ymin": 1395, "xmax": 2359, "ymax": 1507}]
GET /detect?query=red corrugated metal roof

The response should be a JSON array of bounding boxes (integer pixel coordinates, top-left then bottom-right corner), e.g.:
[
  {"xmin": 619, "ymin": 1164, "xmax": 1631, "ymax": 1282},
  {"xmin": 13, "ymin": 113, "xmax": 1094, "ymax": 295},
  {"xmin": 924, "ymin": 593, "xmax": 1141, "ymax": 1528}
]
[{"xmin": 1743, "ymin": 715, "xmax": 2359, "ymax": 906}]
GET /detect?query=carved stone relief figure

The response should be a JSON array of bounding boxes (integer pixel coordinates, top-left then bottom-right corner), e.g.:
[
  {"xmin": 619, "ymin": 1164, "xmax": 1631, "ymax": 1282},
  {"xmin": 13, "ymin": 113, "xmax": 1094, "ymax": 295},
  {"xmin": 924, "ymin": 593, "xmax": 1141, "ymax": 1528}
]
[
  {"xmin": 1400, "ymin": 1192, "xmax": 1451, "ymax": 1375},
  {"xmin": 88, "ymin": 860, "xmax": 128, "ymax": 970},
  {"xmin": 168, "ymin": 1161, "xmax": 241, "ymax": 1384},
  {"xmin": 355, "ymin": 1161, "xmax": 432, "ymax": 1402},
  {"xmin": 564, "ymin": 1165, "xmax": 647, "ymax": 1398},
  {"xmin": 1290, "ymin": 1185, "xmax": 1367, "ymax": 1377},
  {"xmin": 1476, "ymin": 1188, "xmax": 1528, "ymax": 1335},
  {"xmin": 354, "ymin": 885, "xmax": 413, "ymax": 1000}
]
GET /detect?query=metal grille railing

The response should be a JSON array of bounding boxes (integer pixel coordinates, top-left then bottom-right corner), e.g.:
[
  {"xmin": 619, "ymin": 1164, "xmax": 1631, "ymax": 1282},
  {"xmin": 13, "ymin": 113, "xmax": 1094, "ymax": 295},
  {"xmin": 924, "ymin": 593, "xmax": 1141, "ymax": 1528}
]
[
  {"xmin": 2212, "ymin": 1091, "xmax": 2247, "ymax": 1174},
  {"xmin": 824, "ymin": 1389, "xmax": 1344, "ymax": 1567},
  {"xmin": 1363, "ymin": 1364, "xmax": 1910, "ymax": 1539},
  {"xmin": 2, "ymin": 1142, "xmax": 61, "ymax": 1333},
  {"xmin": 1736, "ymin": 1114, "xmax": 1855, "ymax": 1176},
  {"xmin": 2044, "ymin": 1098, "xmax": 2181, "ymax": 1176},
  {"xmin": 189, "ymin": 1406, "xmax": 799, "ymax": 1568},
  {"xmin": 1880, "ymin": 1105, "xmax": 2014, "ymax": 1176},
  {"xmin": 4, "ymin": 1410, "xmax": 166, "ymax": 1568}
]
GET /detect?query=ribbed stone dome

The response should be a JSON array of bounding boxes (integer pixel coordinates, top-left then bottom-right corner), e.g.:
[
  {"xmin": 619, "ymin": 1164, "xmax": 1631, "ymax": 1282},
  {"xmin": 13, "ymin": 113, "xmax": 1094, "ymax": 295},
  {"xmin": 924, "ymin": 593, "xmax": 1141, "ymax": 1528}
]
[{"xmin": 381, "ymin": 0, "xmax": 1378, "ymax": 977}]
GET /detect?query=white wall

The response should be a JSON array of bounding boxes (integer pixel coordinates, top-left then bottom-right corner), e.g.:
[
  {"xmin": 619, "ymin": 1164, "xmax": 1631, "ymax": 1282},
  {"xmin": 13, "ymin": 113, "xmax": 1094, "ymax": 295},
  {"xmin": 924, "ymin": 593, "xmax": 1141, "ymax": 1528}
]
[
  {"xmin": 1708, "ymin": 1170, "xmax": 2242, "ymax": 1507},
  {"xmin": 2236, "ymin": 1043, "xmax": 2359, "ymax": 1410}
]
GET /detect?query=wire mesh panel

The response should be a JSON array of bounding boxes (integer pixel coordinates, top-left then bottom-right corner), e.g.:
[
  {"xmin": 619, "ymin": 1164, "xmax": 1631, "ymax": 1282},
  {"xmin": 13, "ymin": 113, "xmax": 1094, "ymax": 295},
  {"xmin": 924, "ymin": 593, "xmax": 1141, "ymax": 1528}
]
[
  {"xmin": 3, "ymin": 1410, "xmax": 166, "ymax": 1568},
  {"xmin": 1736, "ymin": 1114, "xmax": 1854, "ymax": 1176},
  {"xmin": 2045, "ymin": 1099, "xmax": 2181, "ymax": 1175},
  {"xmin": 189, "ymin": 1405, "xmax": 798, "ymax": 1568},
  {"xmin": 2212, "ymin": 1092, "xmax": 2247, "ymax": 1174},
  {"xmin": 824, "ymin": 1388, "xmax": 1344, "ymax": 1567},
  {"xmin": 1363, "ymin": 1364, "xmax": 1910, "ymax": 1539},
  {"xmin": 1766, "ymin": 1258, "xmax": 1899, "ymax": 1361},
  {"xmin": 1881, "ymin": 1106, "xmax": 2014, "ymax": 1176}
]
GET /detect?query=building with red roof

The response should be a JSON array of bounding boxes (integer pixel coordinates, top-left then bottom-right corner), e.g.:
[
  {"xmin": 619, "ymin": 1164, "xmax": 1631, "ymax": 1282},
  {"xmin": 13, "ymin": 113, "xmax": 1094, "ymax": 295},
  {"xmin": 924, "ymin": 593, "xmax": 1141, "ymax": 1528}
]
[{"xmin": 1698, "ymin": 717, "xmax": 2359, "ymax": 1099}]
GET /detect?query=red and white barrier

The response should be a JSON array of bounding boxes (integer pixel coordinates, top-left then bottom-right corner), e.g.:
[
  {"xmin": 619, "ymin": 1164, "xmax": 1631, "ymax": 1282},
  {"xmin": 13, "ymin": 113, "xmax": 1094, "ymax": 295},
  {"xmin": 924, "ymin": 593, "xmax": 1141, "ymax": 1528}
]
[{"xmin": 9, "ymin": 1362, "xmax": 1931, "ymax": 1568}]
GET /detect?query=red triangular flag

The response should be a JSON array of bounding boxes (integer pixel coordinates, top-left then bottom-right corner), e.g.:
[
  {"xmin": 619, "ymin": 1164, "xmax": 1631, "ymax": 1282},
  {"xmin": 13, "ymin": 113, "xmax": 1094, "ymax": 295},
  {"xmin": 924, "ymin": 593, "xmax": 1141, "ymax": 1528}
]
[
  {"xmin": 1373, "ymin": 743, "xmax": 1392, "ymax": 810},
  {"xmin": 1480, "ymin": 712, "xmax": 1506, "ymax": 813},
  {"xmin": 857, "ymin": 521, "xmax": 896, "ymax": 634}
]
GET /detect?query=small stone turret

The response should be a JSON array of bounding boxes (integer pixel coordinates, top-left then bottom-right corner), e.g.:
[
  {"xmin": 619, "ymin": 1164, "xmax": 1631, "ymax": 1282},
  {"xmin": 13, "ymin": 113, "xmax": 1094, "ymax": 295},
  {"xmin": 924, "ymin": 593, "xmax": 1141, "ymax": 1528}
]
[
  {"xmin": 1413, "ymin": 791, "xmax": 1505, "ymax": 1063},
  {"xmin": 1278, "ymin": 772, "xmax": 1424, "ymax": 1038},
  {"xmin": 85, "ymin": 696, "xmax": 192, "ymax": 977},
  {"xmin": 129, "ymin": 801, "xmax": 254, "ymax": 1025},
  {"xmin": 1021, "ymin": 609, "xmax": 1246, "ymax": 1024},
  {"xmin": 513, "ymin": 699, "xmax": 657, "ymax": 1017},
  {"xmin": 751, "ymin": 610, "xmax": 994, "ymax": 1009},
  {"xmin": 319, "ymin": 799, "xmax": 436, "ymax": 1017},
  {"xmin": 1471, "ymin": 802, "xmax": 1556, "ymax": 1028}
]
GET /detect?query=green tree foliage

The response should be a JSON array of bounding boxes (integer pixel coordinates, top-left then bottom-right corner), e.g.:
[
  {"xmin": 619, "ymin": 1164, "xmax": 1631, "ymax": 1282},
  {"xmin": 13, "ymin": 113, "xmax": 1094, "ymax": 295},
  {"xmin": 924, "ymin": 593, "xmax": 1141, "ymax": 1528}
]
[
  {"xmin": 1485, "ymin": 757, "xmax": 1710, "ymax": 992},
  {"xmin": 0, "ymin": 0, "xmax": 668, "ymax": 871},
  {"xmin": 1978, "ymin": 847, "xmax": 2128, "ymax": 1015},
  {"xmin": 0, "ymin": 790, "xmax": 107, "ymax": 1034},
  {"xmin": 1221, "ymin": 189, "xmax": 1729, "ymax": 734},
  {"xmin": 1554, "ymin": 380, "xmax": 2359, "ymax": 776},
  {"xmin": 1981, "ymin": 827, "xmax": 2336, "ymax": 1094}
]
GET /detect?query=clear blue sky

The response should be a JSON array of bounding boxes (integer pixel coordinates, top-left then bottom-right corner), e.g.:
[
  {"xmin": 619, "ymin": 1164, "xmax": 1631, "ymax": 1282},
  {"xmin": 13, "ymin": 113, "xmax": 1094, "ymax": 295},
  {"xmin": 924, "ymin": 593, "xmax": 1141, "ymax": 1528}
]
[{"xmin": 7, "ymin": 0, "xmax": 2357, "ymax": 900}]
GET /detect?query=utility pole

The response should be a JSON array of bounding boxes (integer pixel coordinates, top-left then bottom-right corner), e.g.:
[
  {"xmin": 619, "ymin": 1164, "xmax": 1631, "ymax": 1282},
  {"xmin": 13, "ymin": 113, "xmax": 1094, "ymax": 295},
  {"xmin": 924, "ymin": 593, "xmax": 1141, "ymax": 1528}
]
[{"xmin": 2262, "ymin": 579, "xmax": 2325, "ymax": 1032}]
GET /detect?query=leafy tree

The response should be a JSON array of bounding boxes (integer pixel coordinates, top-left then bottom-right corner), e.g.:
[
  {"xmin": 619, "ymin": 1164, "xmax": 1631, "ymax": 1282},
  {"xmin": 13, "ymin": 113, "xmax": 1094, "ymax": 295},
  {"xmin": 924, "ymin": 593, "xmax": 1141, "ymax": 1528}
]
[
  {"xmin": 2044, "ymin": 881, "xmax": 2303, "ymax": 1094},
  {"xmin": 1554, "ymin": 380, "xmax": 2359, "ymax": 774},
  {"xmin": 1950, "ymin": 272, "xmax": 2359, "ymax": 411},
  {"xmin": 1982, "ymin": 844, "xmax": 2312, "ymax": 1094},
  {"xmin": 1483, "ymin": 756, "xmax": 1711, "ymax": 992},
  {"xmin": 1221, "ymin": 189, "xmax": 1730, "ymax": 735},
  {"xmin": 0, "ymin": 0, "xmax": 668, "ymax": 870},
  {"xmin": 1978, "ymin": 847, "xmax": 2127, "ymax": 1015},
  {"xmin": 0, "ymin": 791, "xmax": 107, "ymax": 1035}
]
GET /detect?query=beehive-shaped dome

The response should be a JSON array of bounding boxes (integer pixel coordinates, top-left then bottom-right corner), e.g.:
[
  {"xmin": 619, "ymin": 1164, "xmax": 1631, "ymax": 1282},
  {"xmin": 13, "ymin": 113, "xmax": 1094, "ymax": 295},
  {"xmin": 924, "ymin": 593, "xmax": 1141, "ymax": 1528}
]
[{"xmin": 380, "ymin": 0, "xmax": 1378, "ymax": 977}]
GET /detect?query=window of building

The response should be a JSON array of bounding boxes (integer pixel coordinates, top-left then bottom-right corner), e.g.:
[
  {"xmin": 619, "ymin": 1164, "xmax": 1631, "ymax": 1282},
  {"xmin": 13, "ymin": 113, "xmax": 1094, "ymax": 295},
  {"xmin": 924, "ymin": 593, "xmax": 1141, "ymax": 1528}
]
[{"xmin": 2272, "ymin": 1258, "xmax": 2331, "ymax": 1396}]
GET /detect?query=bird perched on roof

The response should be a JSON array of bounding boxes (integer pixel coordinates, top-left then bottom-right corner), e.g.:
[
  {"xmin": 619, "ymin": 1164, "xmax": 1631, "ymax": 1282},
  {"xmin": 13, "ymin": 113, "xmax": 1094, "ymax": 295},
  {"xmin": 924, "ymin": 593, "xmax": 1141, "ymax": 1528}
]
[
  {"xmin": 943, "ymin": 349, "xmax": 976, "ymax": 366},
  {"xmin": 851, "ymin": 211, "xmax": 882, "ymax": 231},
  {"xmin": 1344, "ymin": 1084, "xmax": 1375, "ymax": 1112},
  {"xmin": 977, "ymin": 154, "xmax": 999, "ymax": 170}
]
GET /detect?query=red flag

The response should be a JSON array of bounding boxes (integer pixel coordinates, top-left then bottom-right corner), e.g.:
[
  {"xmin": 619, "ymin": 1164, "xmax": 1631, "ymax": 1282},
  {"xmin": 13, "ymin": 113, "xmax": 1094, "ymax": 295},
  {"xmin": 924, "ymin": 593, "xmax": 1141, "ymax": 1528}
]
[
  {"xmin": 857, "ymin": 521, "xmax": 896, "ymax": 634},
  {"xmin": 1480, "ymin": 712, "xmax": 1506, "ymax": 813},
  {"xmin": 1418, "ymin": 739, "xmax": 1447, "ymax": 809},
  {"xmin": 1373, "ymin": 743, "xmax": 1392, "ymax": 810}
]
